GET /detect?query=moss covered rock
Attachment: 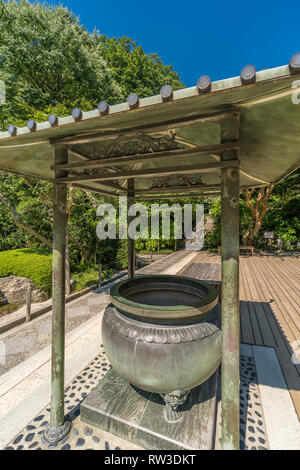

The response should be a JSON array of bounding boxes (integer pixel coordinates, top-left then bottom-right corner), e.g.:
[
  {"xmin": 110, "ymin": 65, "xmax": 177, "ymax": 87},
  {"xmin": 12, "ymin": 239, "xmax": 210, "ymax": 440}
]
[{"xmin": 0, "ymin": 248, "xmax": 52, "ymax": 294}]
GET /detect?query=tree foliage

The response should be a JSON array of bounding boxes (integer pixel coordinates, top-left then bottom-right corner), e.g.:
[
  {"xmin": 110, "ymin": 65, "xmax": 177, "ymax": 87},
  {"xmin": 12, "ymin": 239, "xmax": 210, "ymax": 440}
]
[
  {"xmin": 0, "ymin": 0, "xmax": 123, "ymax": 128},
  {"xmin": 0, "ymin": 0, "xmax": 185, "ymax": 273},
  {"xmin": 206, "ymin": 169, "xmax": 300, "ymax": 248},
  {"xmin": 0, "ymin": 0, "xmax": 298, "ymax": 283},
  {"xmin": 0, "ymin": 1, "xmax": 183, "ymax": 130},
  {"xmin": 99, "ymin": 36, "xmax": 184, "ymax": 99}
]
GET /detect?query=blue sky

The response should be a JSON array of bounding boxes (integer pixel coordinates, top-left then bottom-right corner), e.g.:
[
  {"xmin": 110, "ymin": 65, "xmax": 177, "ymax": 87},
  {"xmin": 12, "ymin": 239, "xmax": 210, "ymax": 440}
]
[{"xmin": 36, "ymin": 0, "xmax": 299, "ymax": 87}]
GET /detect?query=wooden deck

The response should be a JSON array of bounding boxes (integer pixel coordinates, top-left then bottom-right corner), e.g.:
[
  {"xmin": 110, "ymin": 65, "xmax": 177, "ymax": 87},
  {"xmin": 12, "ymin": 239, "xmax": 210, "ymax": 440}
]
[{"xmin": 178, "ymin": 251, "xmax": 300, "ymax": 421}]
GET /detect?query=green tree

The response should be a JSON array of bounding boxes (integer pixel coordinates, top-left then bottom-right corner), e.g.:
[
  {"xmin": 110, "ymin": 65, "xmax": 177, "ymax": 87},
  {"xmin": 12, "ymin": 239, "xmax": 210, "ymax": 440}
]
[
  {"xmin": 0, "ymin": 0, "xmax": 185, "ymax": 286},
  {"xmin": 99, "ymin": 36, "xmax": 184, "ymax": 99},
  {"xmin": 0, "ymin": 0, "xmax": 122, "ymax": 129},
  {"xmin": 240, "ymin": 170, "xmax": 300, "ymax": 245},
  {"xmin": 205, "ymin": 169, "xmax": 300, "ymax": 249}
]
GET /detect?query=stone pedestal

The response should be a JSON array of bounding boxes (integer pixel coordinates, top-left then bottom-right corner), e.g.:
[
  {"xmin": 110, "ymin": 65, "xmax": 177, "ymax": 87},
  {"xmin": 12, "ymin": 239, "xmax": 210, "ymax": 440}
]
[{"xmin": 80, "ymin": 369, "xmax": 218, "ymax": 450}]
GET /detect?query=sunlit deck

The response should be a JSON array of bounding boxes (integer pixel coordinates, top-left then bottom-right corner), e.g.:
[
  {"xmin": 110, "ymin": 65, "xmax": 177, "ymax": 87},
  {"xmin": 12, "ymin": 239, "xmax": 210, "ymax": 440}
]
[{"xmin": 179, "ymin": 251, "xmax": 300, "ymax": 420}]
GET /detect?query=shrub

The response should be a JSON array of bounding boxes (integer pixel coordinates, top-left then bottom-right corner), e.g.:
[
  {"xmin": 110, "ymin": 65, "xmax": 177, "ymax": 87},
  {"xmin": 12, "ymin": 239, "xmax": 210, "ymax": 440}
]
[
  {"xmin": 115, "ymin": 240, "xmax": 128, "ymax": 269},
  {"xmin": 0, "ymin": 248, "xmax": 52, "ymax": 293}
]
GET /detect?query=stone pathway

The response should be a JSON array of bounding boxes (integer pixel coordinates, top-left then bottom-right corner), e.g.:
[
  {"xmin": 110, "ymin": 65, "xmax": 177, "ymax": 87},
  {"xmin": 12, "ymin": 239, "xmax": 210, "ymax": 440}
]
[
  {"xmin": 139, "ymin": 249, "xmax": 196, "ymax": 275},
  {"xmin": 0, "ymin": 250, "xmax": 197, "ymax": 375},
  {"xmin": 4, "ymin": 348, "xmax": 268, "ymax": 450},
  {"xmin": 0, "ymin": 288, "xmax": 110, "ymax": 374}
]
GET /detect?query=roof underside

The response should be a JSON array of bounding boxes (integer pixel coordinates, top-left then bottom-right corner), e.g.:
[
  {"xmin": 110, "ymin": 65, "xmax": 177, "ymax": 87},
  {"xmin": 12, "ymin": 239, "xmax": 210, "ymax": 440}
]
[{"xmin": 0, "ymin": 64, "xmax": 299, "ymax": 197}]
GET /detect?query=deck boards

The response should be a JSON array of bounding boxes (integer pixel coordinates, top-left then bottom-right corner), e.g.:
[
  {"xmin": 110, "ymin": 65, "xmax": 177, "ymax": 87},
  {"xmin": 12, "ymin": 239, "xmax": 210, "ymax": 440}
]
[{"xmin": 178, "ymin": 252, "xmax": 300, "ymax": 421}]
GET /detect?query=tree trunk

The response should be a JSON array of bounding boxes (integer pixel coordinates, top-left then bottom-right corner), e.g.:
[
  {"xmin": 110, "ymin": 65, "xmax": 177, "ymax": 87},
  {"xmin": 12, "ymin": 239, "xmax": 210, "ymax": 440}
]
[
  {"xmin": 241, "ymin": 185, "xmax": 274, "ymax": 245},
  {"xmin": 0, "ymin": 191, "xmax": 53, "ymax": 250}
]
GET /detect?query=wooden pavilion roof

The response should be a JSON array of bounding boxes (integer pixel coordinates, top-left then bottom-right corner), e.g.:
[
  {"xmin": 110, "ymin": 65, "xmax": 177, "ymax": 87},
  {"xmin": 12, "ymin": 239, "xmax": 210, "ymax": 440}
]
[{"xmin": 0, "ymin": 61, "xmax": 299, "ymax": 197}]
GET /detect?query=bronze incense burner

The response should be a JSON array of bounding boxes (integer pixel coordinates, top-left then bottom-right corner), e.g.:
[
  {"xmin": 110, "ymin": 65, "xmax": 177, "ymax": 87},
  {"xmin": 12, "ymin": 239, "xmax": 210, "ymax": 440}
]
[{"xmin": 102, "ymin": 274, "xmax": 221, "ymax": 422}]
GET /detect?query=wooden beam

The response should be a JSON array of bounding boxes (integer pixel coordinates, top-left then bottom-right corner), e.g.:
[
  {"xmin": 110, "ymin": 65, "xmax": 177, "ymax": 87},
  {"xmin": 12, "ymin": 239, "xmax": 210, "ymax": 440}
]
[
  {"xmin": 72, "ymin": 183, "xmax": 120, "ymax": 198},
  {"xmin": 68, "ymin": 147, "xmax": 131, "ymax": 179},
  {"xmin": 134, "ymin": 192, "xmax": 220, "ymax": 200},
  {"xmin": 64, "ymin": 182, "xmax": 261, "ymax": 198},
  {"xmin": 55, "ymin": 160, "xmax": 240, "ymax": 184},
  {"xmin": 51, "ymin": 142, "xmax": 240, "ymax": 172},
  {"xmin": 68, "ymin": 147, "xmax": 90, "ymax": 161},
  {"xmin": 133, "ymin": 184, "xmax": 220, "ymax": 194},
  {"xmin": 67, "ymin": 170, "xmax": 127, "ymax": 194},
  {"xmin": 50, "ymin": 108, "xmax": 239, "ymax": 146},
  {"xmin": 92, "ymin": 180, "xmax": 127, "ymax": 193},
  {"xmin": 69, "ymin": 177, "xmax": 127, "ymax": 194}
]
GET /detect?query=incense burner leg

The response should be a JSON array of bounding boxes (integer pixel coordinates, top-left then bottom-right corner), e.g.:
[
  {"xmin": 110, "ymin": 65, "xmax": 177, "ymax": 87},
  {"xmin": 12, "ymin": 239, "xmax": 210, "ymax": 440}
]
[{"xmin": 160, "ymin": 390, "xmax": 190, "ymax": 423}]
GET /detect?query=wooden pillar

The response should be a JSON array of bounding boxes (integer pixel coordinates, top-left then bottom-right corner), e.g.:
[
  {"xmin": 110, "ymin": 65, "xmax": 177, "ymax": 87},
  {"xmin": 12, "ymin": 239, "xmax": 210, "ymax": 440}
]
[
  {"xmin": 44, "ymin": 145, "xmax": 70, "ymax": 442},
  {"xmin": 127, "ymin": 179, "xmax": 135, "ymax": 278},
  {"xmin": 220, "ymin": 113, "xmax": 240, "ymax": 450}
]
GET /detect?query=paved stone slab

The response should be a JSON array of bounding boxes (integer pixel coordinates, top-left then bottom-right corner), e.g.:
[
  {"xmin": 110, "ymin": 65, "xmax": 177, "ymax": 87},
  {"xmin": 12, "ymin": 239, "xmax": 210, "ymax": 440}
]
[
  {"xmin": 4, "ymin": 351, "xmax": 142, "ymax": 451},
  {"xmin": 253, "ymin": 345, "xmax": 300, "ymax": 450},
  {"xmin": 81, "ymin": 368, "xmax": 218, "ymax": 450},
  {"xmin": 214, "ymin": 352, "xmax": 269, "ymax": 450}
]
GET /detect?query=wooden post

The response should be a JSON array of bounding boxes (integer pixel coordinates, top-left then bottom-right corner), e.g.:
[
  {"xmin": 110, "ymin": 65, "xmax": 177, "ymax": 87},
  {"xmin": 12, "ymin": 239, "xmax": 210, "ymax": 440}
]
[
  {"xmin": 65, "ymin": 232, "xmax": 71, "ymax": 296},
  {"xmin": 98, "ymin": 264, "xmax": 102, "ymax": 288},
  {"xmin": 127, "ymin": 179, "xmax": 135, "ymax": 278},
  {"xmin": 44, "ymin": 145, "xmax": 70, "ymax": 443},
  {"xmin": 25, "ymin": 285, "xmax": 32, "ymax": 322},
  {"xmin": 220, "ymin": 113, "xmax": 240, "ymax": 450}
]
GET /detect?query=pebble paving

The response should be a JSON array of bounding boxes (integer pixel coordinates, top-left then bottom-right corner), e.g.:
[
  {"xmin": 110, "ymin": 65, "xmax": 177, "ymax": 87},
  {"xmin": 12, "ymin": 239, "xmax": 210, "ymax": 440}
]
[
  {"xmin": 4, "ymin": 345, "xmax": 142, "ymax": 451},
  {"xmin": 239, "ymin": 355, "xmax": 269, "ymax": 450},
  {"xmin": 5, "ymin": 347, "xmax": 269, "ymax": 450}
]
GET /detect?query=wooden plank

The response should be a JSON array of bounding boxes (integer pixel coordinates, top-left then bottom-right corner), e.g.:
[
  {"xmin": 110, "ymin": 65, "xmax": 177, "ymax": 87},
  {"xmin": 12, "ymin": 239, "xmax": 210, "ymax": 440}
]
[
  {"xmin": 179, "ymin": 262, "xmax": 221, "ymax": 285},
  {"xmin": 178, "ymin": 252, "xmax": 300, "ymax": 418},
  {"xmin": 267, "ymin": 256, "xmax": 300, "ymax": 284},
  {"xmin": 262, "ymin": 256, "xmax": 300, "ymax": 303},
  {"xmin": 241, "ymin": 257, "xmax": 277, "ymax": 348},
  {"xmin": 241, "ymin": 256, "xmax": 261, "ymax": 301},
  {"xmin": 240, "ymin": 254, "xmax": 300, "ymax": 418},
  {"xmin": 240, "ymin": 301, "xmax": 255, "ymax": 345},
  {"xmin": 239, "ymin": 263, "xmax": 246, "ymax": 301},
  {"xmin": 244, "ymin": 257, "xmax": 278, "ymax": 346},
  {"xmin": 259, "ymin": 258, "xmax": 300, "ymax": 331},
  {"xmin": 250, "ymin": 256, "xmax": 300, "ymax": 379},
  {"xmin": 252, "ymin": 301, "xmax": 277, "ymax": 348},
  {"xmin": 239, "ymin": 256, "xmax": 252, "ymax": 301},
  {"xmin": 247, "ymin": 301, "xmax": 264, "ymax": 346},
  {"xmin": 253, "ymin": 257, "xmax": 300, "ymax": 338}
]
